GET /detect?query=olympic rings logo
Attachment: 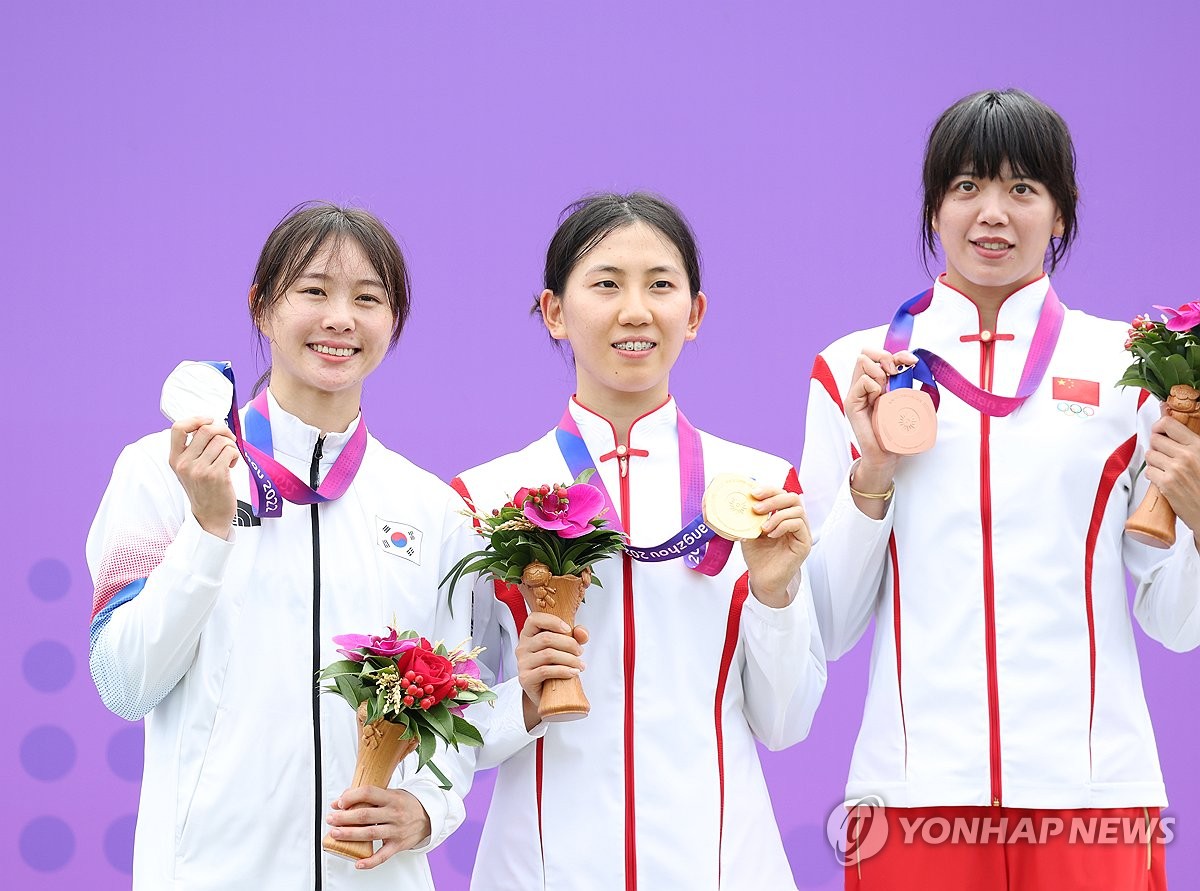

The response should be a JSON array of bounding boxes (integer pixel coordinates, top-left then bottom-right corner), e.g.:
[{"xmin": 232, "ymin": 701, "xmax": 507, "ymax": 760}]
[{"xmin": 1057, "ymin": 401, "xmax": 1095, "ymax": 417}]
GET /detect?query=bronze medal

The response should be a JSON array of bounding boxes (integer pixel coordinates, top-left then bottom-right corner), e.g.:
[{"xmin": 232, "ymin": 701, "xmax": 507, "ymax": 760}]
[
  {"xmin": 871, "ymin": 388, "xmax": 937, "ymax": 455},
  {"xmin": 702, "ymin": 473, "xmax": 766, "ymax": 541}
]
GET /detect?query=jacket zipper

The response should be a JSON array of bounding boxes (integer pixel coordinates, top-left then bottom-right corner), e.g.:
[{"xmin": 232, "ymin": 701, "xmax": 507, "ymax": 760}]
[
  {"xmin": 310, "ymin": 434, "xmax": 325, "ymax": 889},
  {"xmin": 619, "ymin": 447, "xmax": 637, "ymax": 891},
  {"xmin": 978, "ymin": 338, "xmax": 1002, "ymax": 807}
]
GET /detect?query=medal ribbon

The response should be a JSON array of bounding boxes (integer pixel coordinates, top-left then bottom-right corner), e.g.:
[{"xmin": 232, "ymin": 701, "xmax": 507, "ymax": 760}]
[
  {"xmin": 555, "ymin": 404, "xmax": 734, "ymax": 576},
  {"xmin": 205, "ymin": 362, "xmax": 368, "ymax": 518},
  {"xmin": 882, "ymin": 283, "xmax": 1065, "ymax": 417}
]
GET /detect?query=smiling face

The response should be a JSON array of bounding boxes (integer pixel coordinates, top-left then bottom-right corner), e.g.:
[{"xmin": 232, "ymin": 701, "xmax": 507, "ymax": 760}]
[
  {"xmin": 933, "ymin": 163, "xmax": 1064, "ymax": 306},
  {"xmin": 258, "ymin": 236, "xmax": 394, "ymax": 427},
  {"xmin": 540, "ymin": 221, "xmax": 706, "ymax": 418}
]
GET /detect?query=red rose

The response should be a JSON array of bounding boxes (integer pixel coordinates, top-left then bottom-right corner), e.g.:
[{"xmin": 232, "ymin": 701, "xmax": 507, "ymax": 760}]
[{"xmin": 395, "ymin": 640, "xmax": 457, "ymax": 705}]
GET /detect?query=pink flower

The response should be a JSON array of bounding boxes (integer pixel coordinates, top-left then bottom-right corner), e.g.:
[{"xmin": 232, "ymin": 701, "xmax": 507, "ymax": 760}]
[
  {"xmin": 522, "ymin": 482, "xmax": 606, "ymax": 538},
  {"xmin": 1152, "ymin": 302, "xmax": 1200, "ymax": 332},
  {"xmin": 455, "ymin": 659, "xmax": 481, "ymax": 679},
  {"xmin": 333, "ymin": 627, "xmax": 419, "ymax": 662}
]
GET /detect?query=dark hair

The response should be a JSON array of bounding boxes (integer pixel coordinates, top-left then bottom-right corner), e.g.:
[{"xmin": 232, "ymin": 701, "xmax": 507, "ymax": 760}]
[
  {"xmin": 922, "ymin": 89, "xmax": 1079, "ymax": 272},
  {"xmin": 536, "ymin": 192, "xmax": 702, "ymax": 317},
  {"xmin": 249, "ymin": 202, "xmax": 411, "ymax": 386}
]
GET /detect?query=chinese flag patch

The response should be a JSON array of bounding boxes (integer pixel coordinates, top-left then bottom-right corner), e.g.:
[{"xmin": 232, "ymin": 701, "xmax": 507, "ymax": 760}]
[{"xmin": 1052, "ymin": 377, "xmax": 1101, "ymax": 406}]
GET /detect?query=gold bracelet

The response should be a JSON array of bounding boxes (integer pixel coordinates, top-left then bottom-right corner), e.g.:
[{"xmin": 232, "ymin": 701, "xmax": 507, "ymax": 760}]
[{"xmin": 849, "ymin": 478, "xmax": 895, "ymax": 500}]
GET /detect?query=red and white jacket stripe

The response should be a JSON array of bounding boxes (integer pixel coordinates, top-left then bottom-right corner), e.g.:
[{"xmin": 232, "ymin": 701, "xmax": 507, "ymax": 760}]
[
  {"xmin": 801, "ymin": 276, "xmax": 1200, "ymax": 811},
  {"xmin": 455, "ymin": 397, "xmax": 826, "ymax": 891}
]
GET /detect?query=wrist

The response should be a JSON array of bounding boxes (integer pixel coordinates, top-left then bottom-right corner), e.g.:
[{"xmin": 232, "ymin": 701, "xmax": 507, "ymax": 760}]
[
  {"xmin": 849, "ymin": 459, "xmax": 895, "ymax": 498},
  {"xmin": 748, "ymin": 575, "xmax": 795, "ymax": 609},
  {"xmin": 521, "ymin": 691, "xmax": 541, "ymax": 732},
  {"xmin": 197, "ymin": 514, "xmax": 234, "ymax": 540}
]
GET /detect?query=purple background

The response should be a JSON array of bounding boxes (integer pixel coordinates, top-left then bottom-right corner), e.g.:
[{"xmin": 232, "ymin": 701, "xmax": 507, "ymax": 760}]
[{"xmin": 5, "ymin": 2, "xmax": 1198, "ymax": 887}]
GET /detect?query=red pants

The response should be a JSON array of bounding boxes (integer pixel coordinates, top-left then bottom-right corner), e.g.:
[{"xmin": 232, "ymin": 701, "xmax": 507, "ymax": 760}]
[{"xmin": 844, "ymin": 806, "xmax": 1168, "ymax": 891}]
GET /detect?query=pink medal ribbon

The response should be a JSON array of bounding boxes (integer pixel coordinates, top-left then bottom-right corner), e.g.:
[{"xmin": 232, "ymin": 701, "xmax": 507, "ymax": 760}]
[
  {"xmin": 207, "ymin": 362, "xmax": 368, "ymax": 518},
  {"xmin": 556, "ymin": 405, "xmax": 735, "ymax": 577},
  {"xmin": 883, "ymin": 283, "xmax": 1065, "ymax": 417}
]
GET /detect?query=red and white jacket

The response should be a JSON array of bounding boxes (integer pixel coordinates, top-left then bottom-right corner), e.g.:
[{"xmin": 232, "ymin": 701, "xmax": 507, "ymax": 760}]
[
  {"xmin": 454, "ymin": 397, "xmax": 826, "ymax": 891},
  {"xmin": 801, "ymin": 276, "xmax": 1200, "ymax": 810}
]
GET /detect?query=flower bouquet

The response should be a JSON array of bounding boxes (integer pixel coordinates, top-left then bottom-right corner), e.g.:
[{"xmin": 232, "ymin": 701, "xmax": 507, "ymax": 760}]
[
  {"xmin": 442, "ymin": 471, "xmax": 625, "ymax": 721},
  {"xmin": 317, "ymin": 627, "xmax": 495, "ymax": 860},
  {"xmin": 1119, "ymin": 301, "xmax": 1200, "ymax": 547}
]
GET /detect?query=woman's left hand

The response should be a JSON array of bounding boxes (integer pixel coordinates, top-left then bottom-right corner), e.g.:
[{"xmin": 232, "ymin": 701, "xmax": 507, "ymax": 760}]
[
  {"xmin": 325, "ymin": 786, "xmax": 432, "ymax": 869},
  {"xmin": 1144, "ymin": 410, "xmax": 1200, "ymax": 545},
  {"xmin": 740, "ymin": 486, "xmax": 812, "ymax": 608}
]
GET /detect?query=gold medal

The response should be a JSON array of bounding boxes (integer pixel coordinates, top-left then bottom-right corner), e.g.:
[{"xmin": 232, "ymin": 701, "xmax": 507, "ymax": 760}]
[
  {"xmin": 702, "ymin": 473, "xmax": 766, "ymax": 541},
  {"xmin": 871, "ymin": 388, "xmax": 937, "ymax": 455}
]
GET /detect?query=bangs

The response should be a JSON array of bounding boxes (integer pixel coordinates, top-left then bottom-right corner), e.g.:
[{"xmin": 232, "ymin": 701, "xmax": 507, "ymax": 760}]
[
  {"xmin": 929, "ymin": 93, "xmax": 1064, "ymax": 186},
  {"xmin": 926, "ymin": 98, "xmax": 1060, "ymax": 183},
  {"xmin": 921, "ymin": 89, "xmax": 1079, "ymax": 273}
]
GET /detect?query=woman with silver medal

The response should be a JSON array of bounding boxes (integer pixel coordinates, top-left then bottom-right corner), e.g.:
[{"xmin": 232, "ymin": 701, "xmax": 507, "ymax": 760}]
[{"xmin": 87, "ymin": 203, "xmax": 480, "ymax": 889}]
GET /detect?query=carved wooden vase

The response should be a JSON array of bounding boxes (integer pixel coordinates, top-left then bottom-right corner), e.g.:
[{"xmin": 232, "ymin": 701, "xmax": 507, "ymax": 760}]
[
  {"xmin": 518, "ymin": 561, "xmax": 592, "ymax": 722},
  {"xmin": 322, "ymin": 701, "xmax": 418, "ymax": 861},
  {"xmin": 1126, "ymin": 384, "xmax": 1200, "ymax": 548}
]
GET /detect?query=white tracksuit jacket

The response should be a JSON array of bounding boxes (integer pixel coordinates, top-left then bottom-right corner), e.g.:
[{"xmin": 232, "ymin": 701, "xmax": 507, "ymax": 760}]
[
  {"xmin": 88, "ymin": 392, "xmax": 478, "ymax": 890},
  {"xmin": 454, "ymin": 397, "xmax": 827, "ymax": 891},
  {"xmin": 801, "ymin": 276, "xmax": 1200, "ymax": 810}
]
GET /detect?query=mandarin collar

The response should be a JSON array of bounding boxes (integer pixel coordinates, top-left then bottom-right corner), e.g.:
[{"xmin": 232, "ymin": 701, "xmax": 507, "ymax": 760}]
[
  {"xmin": 262, "ymin": 389, "xmax": 362, "ymax": 463},
  {"xmin": 930, "ymin": 274, "xmax": 1052, "ymax": 336},
  {"xmin": 567, "ymin": 395, "xmax": 679, "ymax": 451}
]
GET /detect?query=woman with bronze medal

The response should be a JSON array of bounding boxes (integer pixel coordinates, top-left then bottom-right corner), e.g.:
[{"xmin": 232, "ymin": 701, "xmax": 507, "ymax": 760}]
[
  {"xmin": 87, "ymin": 204, "xmax": 480, "ymax": 889},
  {"xmin": 802, "ymin": 90, "xmax": 1200, "ymax": 890},
  {"xmin": 452, "ymin": 193, "xmax": 827, "ymax": 890}
]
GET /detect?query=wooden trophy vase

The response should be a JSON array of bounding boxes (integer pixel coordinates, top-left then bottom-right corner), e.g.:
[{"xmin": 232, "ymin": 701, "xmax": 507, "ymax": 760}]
[
  {"xmin": 322, "ymin": 702, "xmax": 418, "ymax": 861},
  {"xmin": 1126, "ymin": 384, "xmax": 1200, "ymax": 548},
  {"xmin": 519, "ymin": 562, "xmax": 591, "ymax": 722}
]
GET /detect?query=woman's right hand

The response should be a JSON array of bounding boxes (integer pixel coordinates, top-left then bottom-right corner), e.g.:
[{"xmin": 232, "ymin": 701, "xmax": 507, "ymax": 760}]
[
  {"xmin": 516, "ymin": 613, "xmax": 588, "ymax": 731},
  {"xmin": 169, "ymin": 417, "xmax": 239, "ymax": 538},
  {"xmin": 845, "ymin": 349, "xmax": 917, "ymax": 510}
]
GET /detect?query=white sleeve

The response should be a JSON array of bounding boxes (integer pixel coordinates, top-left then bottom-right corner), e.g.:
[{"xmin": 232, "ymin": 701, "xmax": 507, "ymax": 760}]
[
  {"xmin": 86, "ymin": 438, "xmax": 234, "ymax": 721},
  {"xmin": 1126, "ymin": 396, "xmax": 1200, "ymax": 652},
  {"xmin": 395, "ymin": 493, "xmax": 494, "ymax": 851},
  {"xmin": 740, "ymin": 569, "xmax": 827, "ymax": 750},
  {"xmin": 466, "ymin": 580, "xmax": 549, "ymax": 770},
  {"xmin": 445, "ymin": 477, "xmax": 547, "ymax": 771},
  {"xmin": 799, "ymin": 360, "xmax": 893, "ymax": 659}
]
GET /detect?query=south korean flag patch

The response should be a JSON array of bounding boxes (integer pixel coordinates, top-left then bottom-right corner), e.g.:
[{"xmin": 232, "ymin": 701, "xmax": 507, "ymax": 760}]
[{"xmin": 377, "ymin": 517, "xmax": 423, "ymax": 565}]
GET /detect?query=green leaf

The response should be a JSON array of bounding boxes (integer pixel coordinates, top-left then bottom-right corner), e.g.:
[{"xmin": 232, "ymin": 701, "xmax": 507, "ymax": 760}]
[
  {"xmin": 527, "ymin": 540, "xmax": 552, "ymax": 565},
  {"xmin": 1187, "ymin": 343, "xmax": 1200, "ymax": 375},
  {"xmin": 423, "ymin": 702, "xmax": 454, "ymax": 742},
  {"xmin": 334, "ymin": 674, "xmax": 361, "ymax": 706},
  {"xmin": 1138, "ymin": 351, "xmax": 1170, "ymax": 391},
  {"xmin": 451, "ymin": 715, "xmax": 484, "ymax": 747},
  {"xmin": 423, "ymin": 759, "xmax": 453, "ymax": 791},
  {"xmin": 1164, "ymin": 353, "xmax": 1192, "ymax": 388},
  {"xmin": 318, "ymin": 659, "xmax": 366, "ymax": 681},
  {"xmin": 1116, "ymin": 372, "xmax": 1163, "ymax": 400},
  {"xmin": 417, "ymin": 725, "xmax": 436, "ymax": 769}
]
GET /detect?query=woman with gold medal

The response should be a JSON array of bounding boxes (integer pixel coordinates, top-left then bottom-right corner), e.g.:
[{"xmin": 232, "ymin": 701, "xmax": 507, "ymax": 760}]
[{"xmin": 454, "ymin": 192, "xmax": 827, "ymax": 890}]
